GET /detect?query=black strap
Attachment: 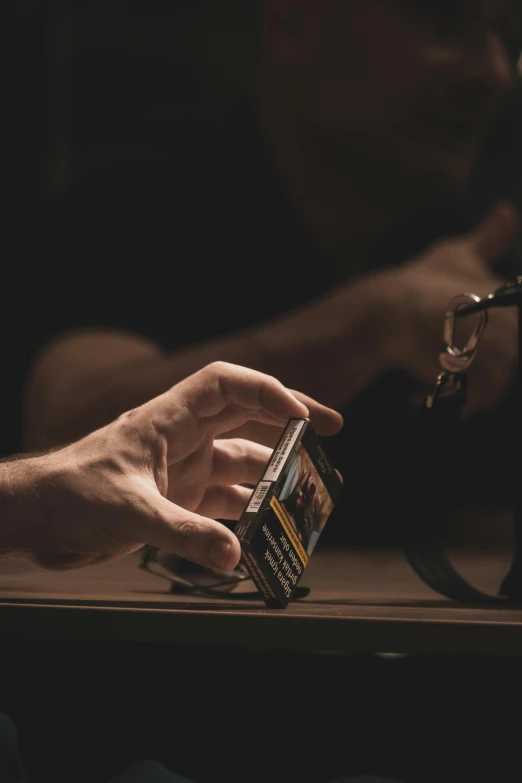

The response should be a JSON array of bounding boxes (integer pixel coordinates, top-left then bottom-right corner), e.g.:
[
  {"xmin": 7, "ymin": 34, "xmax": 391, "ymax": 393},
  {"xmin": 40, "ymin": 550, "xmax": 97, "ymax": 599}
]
[{"xmin": 403, "ymin": 372, "xmax": 522, "ymax": 605}]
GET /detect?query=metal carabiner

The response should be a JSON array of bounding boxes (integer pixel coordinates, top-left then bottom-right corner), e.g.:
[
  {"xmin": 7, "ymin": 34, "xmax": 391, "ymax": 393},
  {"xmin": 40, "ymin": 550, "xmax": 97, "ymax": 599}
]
[
  {"xmin": 439, "ymin": 293, "xmax": 488, "ymax": 374},
  {"xmin": 455, "ymin": 276, "xmax": 522, "ymax": 317}
]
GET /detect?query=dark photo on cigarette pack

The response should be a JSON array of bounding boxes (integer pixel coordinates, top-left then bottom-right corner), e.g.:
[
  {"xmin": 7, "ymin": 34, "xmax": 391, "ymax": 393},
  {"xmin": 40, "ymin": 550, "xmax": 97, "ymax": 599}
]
[{"xmin": 235, "ymin": 418, "xmax": 343, "ymax": 608}]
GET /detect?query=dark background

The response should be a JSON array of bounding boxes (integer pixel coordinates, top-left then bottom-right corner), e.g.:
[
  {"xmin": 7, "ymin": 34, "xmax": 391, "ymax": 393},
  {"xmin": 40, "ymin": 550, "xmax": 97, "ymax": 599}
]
[
  {"xmin": 6, "ymin": 0, "xmax": 259, "ymax": 211},
  {"xmin": 4, "ymin": 0, "xmax": 261, "ymax": 459},
  {"xmin": 4, "ymin": 1, "xmax": 522, "ymax": 462},
  {"xmin": 3, "ymin": 6, "xmax": 522, "ymax": 783},
  {"xmin": 7, "ymin": 1, "xmax": 522, "ymax": 211}
]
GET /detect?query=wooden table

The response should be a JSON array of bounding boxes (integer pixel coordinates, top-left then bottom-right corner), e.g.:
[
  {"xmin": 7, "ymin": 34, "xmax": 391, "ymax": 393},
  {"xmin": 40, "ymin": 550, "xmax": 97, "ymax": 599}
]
[
  {"xmin": 1, "ymin": 545, "xmax": 522, "ymax": 783},
  {"xmin": 1, "ymin": 545, "xmax": 521, "ymax": 656}
]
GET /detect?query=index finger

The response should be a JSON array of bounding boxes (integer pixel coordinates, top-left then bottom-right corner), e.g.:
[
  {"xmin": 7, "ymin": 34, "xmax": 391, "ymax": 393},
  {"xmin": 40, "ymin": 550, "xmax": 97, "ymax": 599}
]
[
  {"xmin": 288, "ymin": 388, "xmax": 344, "ymax": 436},
  {"xmin": 185, "ymin": 364, "xmax": 344, "ymax": 435},
  {"xmin": 142, "ymin": 361, "xmax": 342, "ymax": 445},
  {"xmin": 148, "ymin": 361, "xmax": 309, "ymax": 431}
]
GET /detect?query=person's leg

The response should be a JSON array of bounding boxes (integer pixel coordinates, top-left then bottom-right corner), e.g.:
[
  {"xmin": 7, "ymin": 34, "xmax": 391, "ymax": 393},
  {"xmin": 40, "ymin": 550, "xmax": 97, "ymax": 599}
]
[{"xmin": 0, "ymin": 713, "xmax": 31, "ymax": 783}]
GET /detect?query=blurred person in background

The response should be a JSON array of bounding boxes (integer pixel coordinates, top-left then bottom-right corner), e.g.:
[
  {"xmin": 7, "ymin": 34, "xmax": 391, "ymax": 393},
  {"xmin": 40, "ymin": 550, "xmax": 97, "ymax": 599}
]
[{"xmin": 22, "ymin": 0, "xmax": 522, "ymax": 548}]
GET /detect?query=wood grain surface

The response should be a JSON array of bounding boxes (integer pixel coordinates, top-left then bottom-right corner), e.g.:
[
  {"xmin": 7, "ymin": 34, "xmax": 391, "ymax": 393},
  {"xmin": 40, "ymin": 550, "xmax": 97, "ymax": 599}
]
[{"xmin": 1, "ymin": 545, "xmax": 521, "ymax": 655}]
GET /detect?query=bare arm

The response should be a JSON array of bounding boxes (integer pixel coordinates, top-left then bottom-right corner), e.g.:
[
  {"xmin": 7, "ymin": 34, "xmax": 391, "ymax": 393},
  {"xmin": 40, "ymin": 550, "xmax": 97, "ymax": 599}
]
[
  {"xmin": 0, "ymin": 455, "xmax": 48, "ymax": 555},
  {"xmin": 23, "ymin": 273, "xmax": 397, "ymax": 451},
  {"xmin": 23, "ymin": 201, "xmax": 520, "ymax": 452},
  {"xmin": 5, "ymin": 362, "xmax": 344, "ymax": 571}
]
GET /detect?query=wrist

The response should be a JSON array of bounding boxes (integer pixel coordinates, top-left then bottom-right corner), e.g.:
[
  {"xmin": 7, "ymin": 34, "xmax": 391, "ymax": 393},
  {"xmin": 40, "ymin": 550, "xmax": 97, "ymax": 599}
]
[{"xmin": 0, "ymin": 453, "xmax": 49, "ymax": 554}]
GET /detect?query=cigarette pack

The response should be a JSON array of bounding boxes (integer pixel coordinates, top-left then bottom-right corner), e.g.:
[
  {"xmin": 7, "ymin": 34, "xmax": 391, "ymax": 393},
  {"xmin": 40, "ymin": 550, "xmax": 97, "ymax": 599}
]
[{"xmin": 235, "ymin": 418, "xmax": 343, "ymax": 609}]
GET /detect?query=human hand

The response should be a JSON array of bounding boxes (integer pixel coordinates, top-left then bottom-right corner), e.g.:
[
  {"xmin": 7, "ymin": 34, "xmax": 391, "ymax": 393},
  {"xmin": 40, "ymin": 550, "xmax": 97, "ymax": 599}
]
[
  {"xmin": 390, "ymin": 202, "xmax": 520, "ymax": 414},
  {"xmin": 22, "ymin": 362, "xmax": 343, "ymax": 571},
  {"xmin": 216, "ymin": 387, "xmax": 345, "ymax": 448},
  {"xmin": 228, "ymin": 202, "xmax": 516, "ymax": 416}
]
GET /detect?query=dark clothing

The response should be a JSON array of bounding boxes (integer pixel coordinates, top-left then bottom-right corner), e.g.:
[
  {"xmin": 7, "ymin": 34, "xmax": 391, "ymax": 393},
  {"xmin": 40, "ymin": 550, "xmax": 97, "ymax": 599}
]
[
  {"xmin": 18, "ymin": 96, "xmax": 522, "ymax": 546},
  {"xmin": 0, "ymin": 713, "xmax": 188, "ymax": 783},
  {"xmin": 0, "ymin": 711, "xmax": 405, "ymax": 783}
]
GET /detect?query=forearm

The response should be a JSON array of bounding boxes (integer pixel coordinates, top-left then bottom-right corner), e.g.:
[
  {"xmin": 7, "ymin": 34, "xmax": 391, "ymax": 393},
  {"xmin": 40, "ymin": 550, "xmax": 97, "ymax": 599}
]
[
  {"xmin": 123, "ymin": 270, "xmax": 400, "ymax": 412},
  {"xmin": 24, "ymin": 273, "xmax": 399, "ymax": 449},
  {"xmin": 0, "ymin": 454, "xmax": 47, "ymax": 555},
  {"xmin": 247, "ymin": 271, "xmax": 401, "ymax": 408}
]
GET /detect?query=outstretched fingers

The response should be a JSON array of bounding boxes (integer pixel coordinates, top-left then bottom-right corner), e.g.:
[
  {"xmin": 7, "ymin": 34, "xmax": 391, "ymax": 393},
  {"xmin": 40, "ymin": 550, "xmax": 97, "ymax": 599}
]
[
  {"xmin": 141, "ymin": 362, "xmax": 342, "ymax": 452},
  {"xmin": 180, "ymin": 363, "xmax": 343, "ymax": 437}
]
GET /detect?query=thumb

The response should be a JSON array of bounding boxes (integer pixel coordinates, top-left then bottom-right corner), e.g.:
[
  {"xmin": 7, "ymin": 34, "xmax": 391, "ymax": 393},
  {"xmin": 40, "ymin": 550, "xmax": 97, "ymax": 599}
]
[
  {"xmin": 136, "ymin": 491, "xmax": 242, "ymax": 572},
  {"xmin": 466, "ymin": 201, "xmax": 519, "ymax": 263}
]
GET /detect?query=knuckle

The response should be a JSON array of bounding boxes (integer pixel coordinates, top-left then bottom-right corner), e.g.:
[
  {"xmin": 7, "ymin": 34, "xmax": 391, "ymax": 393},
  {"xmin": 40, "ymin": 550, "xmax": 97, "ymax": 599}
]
[
  {"xmin": 206, "ymin": 360, "xmax": 231, "ymax": 376},
  {"xmin": 232, "ymin": 438, "xmax": 251, "ymax": 460},
  {"xmin": 175, "ymin": 518, "xmax": 201, "ymax": 553}
]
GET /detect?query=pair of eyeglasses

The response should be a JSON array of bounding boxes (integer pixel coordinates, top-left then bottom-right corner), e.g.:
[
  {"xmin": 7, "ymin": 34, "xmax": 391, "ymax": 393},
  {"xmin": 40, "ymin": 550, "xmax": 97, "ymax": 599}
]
[{"xmin": 139, "ymin": 546, "xmax": 310, "ymax": 601}]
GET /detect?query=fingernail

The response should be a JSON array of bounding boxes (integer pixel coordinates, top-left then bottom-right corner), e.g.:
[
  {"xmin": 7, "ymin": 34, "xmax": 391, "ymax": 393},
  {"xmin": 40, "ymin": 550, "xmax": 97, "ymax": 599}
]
[{"xmin": 209, "ymin": 540, "xmax": 233, "ymax": 571}]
